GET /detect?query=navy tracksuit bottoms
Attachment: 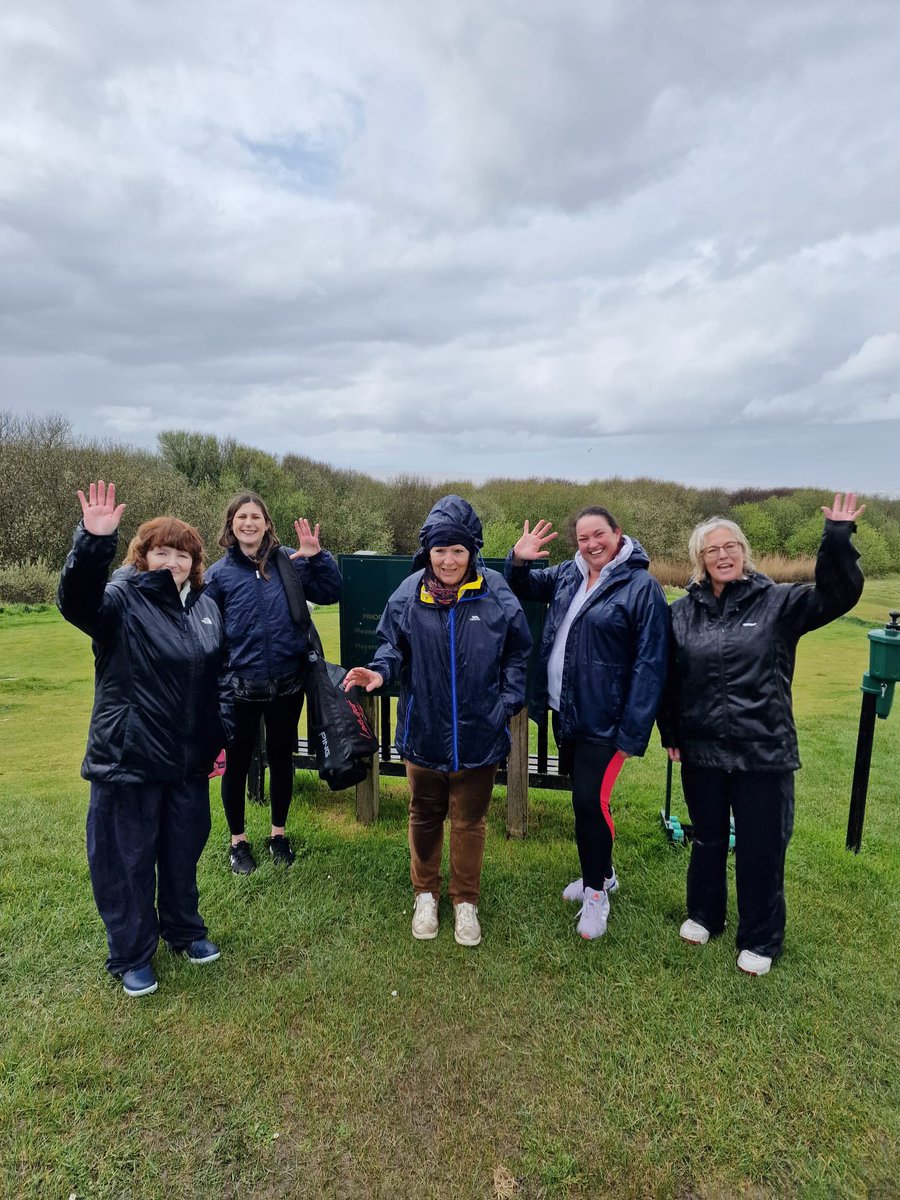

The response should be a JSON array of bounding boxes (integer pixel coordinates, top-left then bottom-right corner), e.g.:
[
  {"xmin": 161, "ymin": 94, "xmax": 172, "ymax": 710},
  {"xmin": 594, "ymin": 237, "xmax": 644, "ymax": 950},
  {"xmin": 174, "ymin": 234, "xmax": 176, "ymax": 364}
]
[
  {"xmin": 87, "ymin": 778, "xmax": 211, "ymax": 976},
  {"xmin": 681, "ymin": 765, "xmax": 795, "ymax": 959}
]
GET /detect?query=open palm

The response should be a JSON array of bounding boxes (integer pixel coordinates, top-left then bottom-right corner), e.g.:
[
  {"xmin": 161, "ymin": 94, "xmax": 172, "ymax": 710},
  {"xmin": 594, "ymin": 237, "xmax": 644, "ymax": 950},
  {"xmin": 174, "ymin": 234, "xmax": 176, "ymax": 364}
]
[{"xmin": 78, "ymin": 481, "xmax": 126, "ymax": 536}]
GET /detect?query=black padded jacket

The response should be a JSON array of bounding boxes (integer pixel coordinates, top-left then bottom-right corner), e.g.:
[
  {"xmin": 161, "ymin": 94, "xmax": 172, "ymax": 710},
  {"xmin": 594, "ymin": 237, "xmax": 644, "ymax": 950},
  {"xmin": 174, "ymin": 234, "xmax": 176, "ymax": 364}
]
[
  {"xmin": 658, "ymin": 520, "xmax": 863, "ymax": 772},
  {"xmin": 58, "ymin": 523, "xmax": 229, "ymax": 784}
]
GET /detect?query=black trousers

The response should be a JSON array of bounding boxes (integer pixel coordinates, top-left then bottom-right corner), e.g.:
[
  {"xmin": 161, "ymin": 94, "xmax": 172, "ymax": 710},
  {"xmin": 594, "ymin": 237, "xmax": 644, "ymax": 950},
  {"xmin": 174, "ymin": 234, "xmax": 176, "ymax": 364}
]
[
  {"xmin": 554, "ymin": 716, "xmax": 623, "ymax": 891},
  {"xmin": 681, "ymin": 765, "xmax": 795, "ymax": 959},
  {"xmin": 87, "ymin": 778, "xmax": 211, "ymax": 975},
  {"xmin": 221, "ymin": 692, "xmax": 304, "ymax": 834}
]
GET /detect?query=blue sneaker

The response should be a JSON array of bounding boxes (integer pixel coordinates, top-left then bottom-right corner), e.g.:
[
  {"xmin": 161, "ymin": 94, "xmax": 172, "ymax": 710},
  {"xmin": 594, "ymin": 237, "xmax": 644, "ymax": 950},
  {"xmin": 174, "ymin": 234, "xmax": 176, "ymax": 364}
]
[
  {"xmin": 121, "ymin": 964, "xmax": 158, "ymax": 997},
  {"xmin": 184, "ymin": 938, "xmax": 220, "ymax": 964}
]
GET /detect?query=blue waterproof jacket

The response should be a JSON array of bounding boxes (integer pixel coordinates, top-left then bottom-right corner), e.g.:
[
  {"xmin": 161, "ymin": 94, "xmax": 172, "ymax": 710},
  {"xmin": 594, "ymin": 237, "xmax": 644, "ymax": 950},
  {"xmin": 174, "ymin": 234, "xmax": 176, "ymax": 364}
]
[
  {"xmin": 370, "ymin": 568, "xmax": 532, "ymax": 772},
  {"xmin": 504, "ymin": 540, "xmax": 668, "ymax": 756},
  {"xmin": 205, "ymin": 545, "xmax": 342, "ymax": 689},
  {"xmin": 58, "ymin": 523, "xmax": 229, "ymax": 784}
]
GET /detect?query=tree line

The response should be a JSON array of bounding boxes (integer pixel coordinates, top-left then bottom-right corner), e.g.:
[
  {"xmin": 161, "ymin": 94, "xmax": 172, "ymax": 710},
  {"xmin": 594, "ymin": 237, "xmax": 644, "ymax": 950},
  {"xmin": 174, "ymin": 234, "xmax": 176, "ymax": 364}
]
[{"xmin": 1, "ymin": 411, "xmax": 898, "ymax": 603}]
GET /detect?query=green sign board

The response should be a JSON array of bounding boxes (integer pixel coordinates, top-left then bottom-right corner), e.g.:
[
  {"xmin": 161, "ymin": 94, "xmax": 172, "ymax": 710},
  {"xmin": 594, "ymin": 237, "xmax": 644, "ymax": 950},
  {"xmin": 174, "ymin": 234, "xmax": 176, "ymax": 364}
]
[{"xmin": 338, "ymin": 554, "xmax": 546, "ymax": 698}]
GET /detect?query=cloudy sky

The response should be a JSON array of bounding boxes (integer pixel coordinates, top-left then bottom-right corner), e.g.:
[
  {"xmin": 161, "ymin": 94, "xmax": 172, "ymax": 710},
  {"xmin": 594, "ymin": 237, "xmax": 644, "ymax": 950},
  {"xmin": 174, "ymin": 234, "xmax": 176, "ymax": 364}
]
[{"xmin": 2, "ymin": 0, "xmax": 898, "ymax": 491}]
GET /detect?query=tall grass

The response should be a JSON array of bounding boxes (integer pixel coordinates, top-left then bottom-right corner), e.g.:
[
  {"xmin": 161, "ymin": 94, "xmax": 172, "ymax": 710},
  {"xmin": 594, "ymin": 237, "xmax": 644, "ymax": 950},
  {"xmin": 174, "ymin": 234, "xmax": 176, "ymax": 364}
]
[{"xmin": 651, "ymin": 554, "xmax": 816, "ymax": 588}]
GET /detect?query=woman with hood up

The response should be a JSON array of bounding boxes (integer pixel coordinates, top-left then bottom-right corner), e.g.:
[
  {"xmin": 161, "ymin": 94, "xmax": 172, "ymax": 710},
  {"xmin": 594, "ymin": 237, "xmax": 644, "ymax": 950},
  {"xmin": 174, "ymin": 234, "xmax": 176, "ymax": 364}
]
[
  {"xmin": 505, "ymin": 507, "xmax": 669, "ymax": 940},
  {"xmin": 344, "ymin": 496, "xmax": 532, "ymax": 947}
]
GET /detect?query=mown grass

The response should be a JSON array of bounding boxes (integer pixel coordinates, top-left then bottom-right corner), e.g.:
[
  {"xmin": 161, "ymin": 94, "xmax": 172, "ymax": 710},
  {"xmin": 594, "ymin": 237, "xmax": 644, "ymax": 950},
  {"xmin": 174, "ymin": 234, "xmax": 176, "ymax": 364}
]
[{"xmin": 0, "ymin": 587, "xmax": 898, "ymax": 1199}]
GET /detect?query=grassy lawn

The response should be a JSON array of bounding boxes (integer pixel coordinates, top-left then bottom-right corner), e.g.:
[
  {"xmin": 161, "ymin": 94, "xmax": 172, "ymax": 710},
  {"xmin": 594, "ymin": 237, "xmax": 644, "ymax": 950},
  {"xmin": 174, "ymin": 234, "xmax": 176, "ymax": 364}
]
[{"xmin": 1, "ymin": 584, "xmax": 898, "ymax": 1199}]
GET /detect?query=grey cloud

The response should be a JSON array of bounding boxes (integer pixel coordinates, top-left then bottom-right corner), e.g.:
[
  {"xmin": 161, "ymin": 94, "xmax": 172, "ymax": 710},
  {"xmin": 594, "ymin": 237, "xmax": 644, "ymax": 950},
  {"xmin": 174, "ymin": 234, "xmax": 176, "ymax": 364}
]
[{"xmin": 1, "ymin": 0, "xmax": 898, "ymax": 490}]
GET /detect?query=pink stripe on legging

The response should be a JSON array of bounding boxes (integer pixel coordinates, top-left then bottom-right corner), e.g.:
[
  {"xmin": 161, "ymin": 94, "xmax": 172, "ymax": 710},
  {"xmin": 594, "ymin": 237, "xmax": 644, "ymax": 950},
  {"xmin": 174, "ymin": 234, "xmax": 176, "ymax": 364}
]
[{"xmin": 599, "ymin": 750, "xmax": 627, "ymax": 838}]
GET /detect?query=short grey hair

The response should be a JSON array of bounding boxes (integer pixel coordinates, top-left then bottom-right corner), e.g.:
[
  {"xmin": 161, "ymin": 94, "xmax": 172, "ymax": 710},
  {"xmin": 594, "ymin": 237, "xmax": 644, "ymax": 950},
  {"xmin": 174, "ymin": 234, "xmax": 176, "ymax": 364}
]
[{"xmin": 688, "ymin": 517, "xmax": 755, "ymax": 585}]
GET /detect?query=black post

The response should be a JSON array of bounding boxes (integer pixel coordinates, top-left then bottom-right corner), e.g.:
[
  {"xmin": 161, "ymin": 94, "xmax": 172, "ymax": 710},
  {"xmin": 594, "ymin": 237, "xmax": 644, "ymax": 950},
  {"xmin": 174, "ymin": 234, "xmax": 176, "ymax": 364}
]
[
  {"xmin": 537, "ymin": 716, "xmax": 548, "ymax": 774},
  {"xmin": 380, "ymin": 694, "xmax": 392, "ymax": 761},
  {"xmin": 665, "ymin": 756, "xmax": 673, "ymax": 823},
  {"xmin": 248, "ymin": 715, "xmax": 267, "ymax": 805},
  {"xmin": 847, "ymin": 691, "xmax": 877, "ymax": 853}
]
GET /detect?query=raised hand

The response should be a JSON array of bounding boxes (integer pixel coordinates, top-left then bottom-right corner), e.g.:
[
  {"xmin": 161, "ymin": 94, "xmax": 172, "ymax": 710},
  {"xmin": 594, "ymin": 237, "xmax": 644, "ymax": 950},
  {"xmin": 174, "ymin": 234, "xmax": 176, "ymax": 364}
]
[
  {"xmin": 290, "ymin": 517, "xmax": 322, "ymax": 558},
  {"xmin": 822, "ymin": 493, "xmax": 866, "ymax": 523},
  {"xmin": 77, "ymin": 481, "xmax": 126, "ymax": 536},
  {"xmin": 512, "ymin": 518, "xmax": 558, "ymax": 563},
  {"xmin": 342, "ymin": 667, "xmax": 384, "ymax": 693}
]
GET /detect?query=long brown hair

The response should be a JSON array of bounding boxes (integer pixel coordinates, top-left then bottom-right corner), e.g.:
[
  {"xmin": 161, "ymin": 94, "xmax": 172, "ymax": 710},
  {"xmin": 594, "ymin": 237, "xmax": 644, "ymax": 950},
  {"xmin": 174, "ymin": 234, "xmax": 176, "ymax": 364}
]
[
  {"xmin": 125, "ymin": 517, "xmax": 205, "ymax": 589},
  {"xmin": 218, "ymin": 492, "xmax": 280, "ymax": 579}
]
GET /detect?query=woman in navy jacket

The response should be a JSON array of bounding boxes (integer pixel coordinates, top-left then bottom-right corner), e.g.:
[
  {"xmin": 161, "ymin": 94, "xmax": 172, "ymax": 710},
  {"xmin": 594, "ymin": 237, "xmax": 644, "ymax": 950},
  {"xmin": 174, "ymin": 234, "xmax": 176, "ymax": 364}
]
[
  {"xmin": 505, "ymin": 507, "xmax": 669, "ymax": 940},
  {"xmin": 345, "ymin": 496, "xmax": 532, "ymax": 948},
  {"xmin": 204, "ymin": 492, "xmax": 342, "ymax": 874},
  {"xmin": 659, "ymin": 494, "xmax": 864, "ymax": 975},
  {"xmin": 58, "ymin": 481, "xmax": 228, "ymax": 997}
]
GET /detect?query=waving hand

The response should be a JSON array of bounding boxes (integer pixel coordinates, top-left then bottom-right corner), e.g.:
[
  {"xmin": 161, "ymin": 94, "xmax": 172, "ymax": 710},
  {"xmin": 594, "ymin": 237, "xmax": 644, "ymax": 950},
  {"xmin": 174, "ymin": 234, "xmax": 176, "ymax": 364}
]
[
  {"xmin": 822, "ymin": 492, "xmax": 865, "ymax": 522},
  {"xmin": 512, "ymin": 519, "xmax": 558, "ymax": 564},
  {"xmin": 290, "ymin": 517, "xmax": 322, "ymax": 559},
  {"xmin": 77, "ymin": 481, "xmax": 126, "ymax": 536}
]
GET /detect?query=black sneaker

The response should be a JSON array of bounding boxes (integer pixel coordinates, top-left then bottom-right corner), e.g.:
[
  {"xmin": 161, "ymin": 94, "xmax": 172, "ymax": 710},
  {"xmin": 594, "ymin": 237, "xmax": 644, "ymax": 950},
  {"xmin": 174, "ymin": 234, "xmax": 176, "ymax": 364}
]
[
  {"xmin": 229, "ymin": 841, "xmax": 256, "ymax": 875},
  {"xmin": 267, "ymin": 835, "xmax": 295, "ymax": 866}
]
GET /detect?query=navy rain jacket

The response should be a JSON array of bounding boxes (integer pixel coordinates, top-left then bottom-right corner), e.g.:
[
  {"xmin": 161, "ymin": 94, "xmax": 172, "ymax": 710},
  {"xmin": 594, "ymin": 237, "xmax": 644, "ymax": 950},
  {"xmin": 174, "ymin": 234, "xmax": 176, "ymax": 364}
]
[
  {"xmin": 504, "ymin": 540, "xmax": 668, "ymax": 756},
  {"xmin": 205, "ymin": 544, "xmax": 342, "ymax": 689},
  {"xmin": 658, "ymin": 520, "xmax": 863, "ymax": 772},
  {"xmin": 370, "ymin": 568, "xmax": 532, "ymax": 772},
  {"xmin": 58, "ymin": 523, "xmax": 229, "ymax": 784}
]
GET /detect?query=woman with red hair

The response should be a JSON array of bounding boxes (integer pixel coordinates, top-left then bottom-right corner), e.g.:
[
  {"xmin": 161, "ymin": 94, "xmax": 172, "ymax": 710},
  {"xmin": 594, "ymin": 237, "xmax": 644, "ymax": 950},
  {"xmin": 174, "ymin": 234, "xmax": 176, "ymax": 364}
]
[{"xmin": 58, "ymin": 481, "xmax": 229, "ymax": 998}]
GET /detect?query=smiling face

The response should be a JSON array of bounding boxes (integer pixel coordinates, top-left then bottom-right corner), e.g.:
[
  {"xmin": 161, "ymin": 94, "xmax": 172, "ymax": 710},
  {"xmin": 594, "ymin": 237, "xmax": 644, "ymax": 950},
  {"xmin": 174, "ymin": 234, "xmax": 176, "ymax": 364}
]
[
  {"xmin": 429, "ymin": 544, "xmax": 471, "ymax": 588},
  {"xmin": 145, "ymin": 544, "xmax": 194, "ymax": 589},
  {"xmin": 575, "ymin": 515, "xmax": 621, "ymax": 579},
  {"xmin": 231, "ymin": 503, "xmax": 269, "ymax": 557},
  {"xmin": 701, "ymin": 527, "xmax": 746, "ymax": 595}
]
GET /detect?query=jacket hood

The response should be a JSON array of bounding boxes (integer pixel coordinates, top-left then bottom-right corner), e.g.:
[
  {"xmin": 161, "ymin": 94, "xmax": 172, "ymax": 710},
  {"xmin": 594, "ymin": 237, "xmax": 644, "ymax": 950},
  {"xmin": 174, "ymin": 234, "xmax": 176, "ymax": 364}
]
[
  {"xmin": 619, "ymin": 537, "xmax": 650, "ymax": 572},
  {"xmin": 687, "ymin": 570, "xmax": 773, "ymax": 608},
  {"xmin": 413, "ymin": 495, "xmax": 483, "ymax": 569}
]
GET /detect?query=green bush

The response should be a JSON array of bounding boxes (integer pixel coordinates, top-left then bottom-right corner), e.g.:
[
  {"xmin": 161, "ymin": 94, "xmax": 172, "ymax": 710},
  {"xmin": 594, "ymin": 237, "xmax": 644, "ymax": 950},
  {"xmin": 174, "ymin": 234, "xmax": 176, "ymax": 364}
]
[
  {"xmin": 481, "ymin": 520, "xmax": 521, "ymax": 560},
  {"xmin": 731, "ymin": 503, "xmax": 782, "ymax": 556},
  {"xmin": 852, "ymin": 523, "xmax": 893, "ymax": 577},
  {"xmin": 0, "ymin": 558, "xmax": 58, "ymax": 604}
]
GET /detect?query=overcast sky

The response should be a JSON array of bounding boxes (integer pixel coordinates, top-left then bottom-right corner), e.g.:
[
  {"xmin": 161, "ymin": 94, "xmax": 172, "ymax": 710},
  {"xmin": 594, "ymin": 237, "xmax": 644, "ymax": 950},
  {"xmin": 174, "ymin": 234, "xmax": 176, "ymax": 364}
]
[{"xmin": 2, "ymin": 1, "xmax": 898, "ymax": 492}]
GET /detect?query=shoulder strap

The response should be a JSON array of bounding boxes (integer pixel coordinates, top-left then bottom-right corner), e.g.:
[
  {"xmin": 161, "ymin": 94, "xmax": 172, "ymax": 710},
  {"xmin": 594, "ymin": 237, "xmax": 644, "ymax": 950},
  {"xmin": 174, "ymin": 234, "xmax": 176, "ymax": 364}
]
[
  {"xmin": 274, "ymin": 547, "xmax": 311, "ymax": 630},
  {"xmin": 274, "ymin": 547, "xmax": 325, "ymax": 657}
]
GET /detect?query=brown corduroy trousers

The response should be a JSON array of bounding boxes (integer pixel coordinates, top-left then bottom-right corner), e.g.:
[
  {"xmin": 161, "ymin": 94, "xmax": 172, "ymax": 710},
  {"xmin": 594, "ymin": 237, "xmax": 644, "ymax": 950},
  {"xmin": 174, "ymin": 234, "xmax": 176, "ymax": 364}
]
[{"xmin": 405, "ymin": 762, "xmax": 498, "ymax": 905}]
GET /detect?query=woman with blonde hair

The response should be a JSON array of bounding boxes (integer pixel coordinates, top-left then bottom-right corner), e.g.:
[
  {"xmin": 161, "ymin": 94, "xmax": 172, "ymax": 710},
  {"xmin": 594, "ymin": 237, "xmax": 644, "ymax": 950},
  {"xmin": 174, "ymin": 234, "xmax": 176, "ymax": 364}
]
[{"xmin": 660, "ymin": 494, "xmax": 865, "ymax": 975}]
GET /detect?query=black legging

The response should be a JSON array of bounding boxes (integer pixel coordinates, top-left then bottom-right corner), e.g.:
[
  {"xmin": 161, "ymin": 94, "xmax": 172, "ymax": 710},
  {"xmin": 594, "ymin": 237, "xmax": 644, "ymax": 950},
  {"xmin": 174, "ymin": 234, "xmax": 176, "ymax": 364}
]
[
  {"xmin": 569, "ymin": 740, "xmax": 620, "ymax": 890},
  {"xmin": 221, "ymin": 693, "xmax": 304, "ymax": 834},
  {"xmin": 554, "ymin": 714, "xmax": 620, "ymax": 890}
]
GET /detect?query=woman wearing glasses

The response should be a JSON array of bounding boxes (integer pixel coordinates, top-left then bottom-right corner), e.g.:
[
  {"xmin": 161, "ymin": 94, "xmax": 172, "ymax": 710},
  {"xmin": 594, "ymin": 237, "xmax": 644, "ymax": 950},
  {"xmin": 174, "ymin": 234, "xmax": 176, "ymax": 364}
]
[{"xmin": 659, "ymin": 494, "xmax": 865, "ymax": 975}]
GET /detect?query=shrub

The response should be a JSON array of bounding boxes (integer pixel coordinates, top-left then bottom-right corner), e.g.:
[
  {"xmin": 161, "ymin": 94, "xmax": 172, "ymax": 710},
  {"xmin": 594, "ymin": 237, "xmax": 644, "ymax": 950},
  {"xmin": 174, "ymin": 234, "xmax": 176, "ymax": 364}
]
[
  {"xmin": 731, "ymin": 503, "xmax": 782, "ymax": 556},
  {"xmin": 481, "ymin": 521, "xmax": 521, "ymax": 561},
  {"xmin": 0, "ymin": 558, "xmax": 58, "ymax": 604}
]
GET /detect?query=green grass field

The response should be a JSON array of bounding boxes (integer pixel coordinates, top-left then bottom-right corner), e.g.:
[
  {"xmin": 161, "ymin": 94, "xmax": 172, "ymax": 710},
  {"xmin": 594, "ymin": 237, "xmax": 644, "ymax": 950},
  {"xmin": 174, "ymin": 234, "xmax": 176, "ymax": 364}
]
[{"xmin": 1, "ymin": 583, "xmax": 898, "ymax": 1199}]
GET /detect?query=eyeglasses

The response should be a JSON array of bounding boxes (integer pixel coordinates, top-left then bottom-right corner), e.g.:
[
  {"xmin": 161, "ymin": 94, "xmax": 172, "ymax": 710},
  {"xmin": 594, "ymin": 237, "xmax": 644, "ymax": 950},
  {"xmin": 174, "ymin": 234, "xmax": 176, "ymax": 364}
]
[{"xmin": 702, "ymin": 541, "xmax": 742, "ymax": 561}]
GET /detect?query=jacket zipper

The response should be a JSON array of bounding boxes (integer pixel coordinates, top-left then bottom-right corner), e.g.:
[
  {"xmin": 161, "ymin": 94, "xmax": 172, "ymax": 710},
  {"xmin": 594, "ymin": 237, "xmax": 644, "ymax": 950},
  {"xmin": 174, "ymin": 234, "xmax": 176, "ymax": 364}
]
[
  {"xmin": 448, "ymin": 606, "xmax": 459, "ymax": 770},
  {"xmin": 183, "ymin": 606, "xmax": 198, "ymax": 776}
]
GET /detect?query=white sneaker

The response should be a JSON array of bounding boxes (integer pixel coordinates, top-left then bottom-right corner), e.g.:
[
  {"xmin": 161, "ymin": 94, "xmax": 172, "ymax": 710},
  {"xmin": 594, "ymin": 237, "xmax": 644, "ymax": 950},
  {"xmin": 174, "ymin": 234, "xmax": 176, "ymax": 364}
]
[
  {"xmin": 576, "ymin": 887, "xmax": 610, "ymax": 940},
  {"xmin": 737, "ymin": 950, "xmax": 772, "ymax": 976},
  {"xmin": 411, "ymin": 892, "xmax": 439, "ymax": 940},
  {"xmin": 453, "ymin": 902, "xmax": 482, "ymax": 947},
  {"xmin": 562, "ymin": 870, "xmax": 618, "ymax": 903},
  {"xmin": 679, "ymin": 919, "xmax": 711, "ymax": 945}
]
